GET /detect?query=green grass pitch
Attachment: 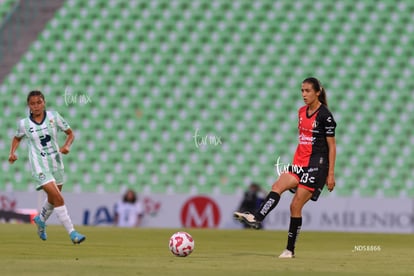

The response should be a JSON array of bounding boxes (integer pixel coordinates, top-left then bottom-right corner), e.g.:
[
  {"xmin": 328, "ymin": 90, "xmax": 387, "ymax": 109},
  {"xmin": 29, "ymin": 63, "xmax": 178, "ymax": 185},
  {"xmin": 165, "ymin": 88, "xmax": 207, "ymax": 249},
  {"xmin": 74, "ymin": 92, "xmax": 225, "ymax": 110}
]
[{"xmin": 0, "ymin": 224, "xmax": 412, "ymax": 275}]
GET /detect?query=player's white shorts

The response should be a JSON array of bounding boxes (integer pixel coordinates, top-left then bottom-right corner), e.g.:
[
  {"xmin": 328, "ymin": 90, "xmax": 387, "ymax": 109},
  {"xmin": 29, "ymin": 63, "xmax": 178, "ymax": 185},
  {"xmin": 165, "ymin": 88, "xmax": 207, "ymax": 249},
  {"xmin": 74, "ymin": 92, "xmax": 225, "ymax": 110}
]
[{"xmin": 32, "ymin": 169, "xmax": 65, "ymax": 190}]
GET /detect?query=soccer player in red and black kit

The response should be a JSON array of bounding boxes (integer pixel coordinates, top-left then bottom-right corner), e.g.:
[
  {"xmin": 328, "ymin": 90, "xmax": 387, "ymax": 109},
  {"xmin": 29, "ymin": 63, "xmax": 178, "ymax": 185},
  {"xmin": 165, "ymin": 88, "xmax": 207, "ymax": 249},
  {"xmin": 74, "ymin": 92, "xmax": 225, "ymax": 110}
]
[{"xmin": 234, "ymin": 77, "xmax": 337, "ymax": 258}]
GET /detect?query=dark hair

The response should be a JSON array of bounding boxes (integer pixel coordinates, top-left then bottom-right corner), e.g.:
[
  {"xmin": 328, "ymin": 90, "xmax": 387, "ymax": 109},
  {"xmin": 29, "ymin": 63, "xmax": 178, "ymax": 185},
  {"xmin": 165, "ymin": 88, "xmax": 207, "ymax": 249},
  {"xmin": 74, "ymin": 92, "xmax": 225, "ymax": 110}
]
[
  {"xmin": 123, "ymin": 189, "xmax": 137, "ymax": 203},
  {"xmin": 250, "ymin": 183, "xmax": 260, "ymax": 189},
  {"xmin": 27, "ymin": 90, "xmax": 45, "ymax": 103},
  {"xmin": 302, "ymin": 77, "xmax": 328, "ymax": 107}
]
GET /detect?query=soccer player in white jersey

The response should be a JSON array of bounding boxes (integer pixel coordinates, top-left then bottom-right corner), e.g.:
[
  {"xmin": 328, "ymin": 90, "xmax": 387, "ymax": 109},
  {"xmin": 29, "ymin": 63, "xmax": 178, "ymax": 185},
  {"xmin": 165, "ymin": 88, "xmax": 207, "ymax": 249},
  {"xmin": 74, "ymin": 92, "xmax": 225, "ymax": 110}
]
[{"xmin": 8, "ymin": 91, "xmax": 85, "ymax": 244}]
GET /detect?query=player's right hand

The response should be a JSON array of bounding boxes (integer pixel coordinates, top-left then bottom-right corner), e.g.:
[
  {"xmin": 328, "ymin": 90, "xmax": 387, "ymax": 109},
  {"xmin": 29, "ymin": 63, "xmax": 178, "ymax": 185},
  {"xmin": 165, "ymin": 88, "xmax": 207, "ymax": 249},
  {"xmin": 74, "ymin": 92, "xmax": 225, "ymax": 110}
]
[{"xmin": 8, "ymin": 153, "xmax": 17, "ymax": 163}]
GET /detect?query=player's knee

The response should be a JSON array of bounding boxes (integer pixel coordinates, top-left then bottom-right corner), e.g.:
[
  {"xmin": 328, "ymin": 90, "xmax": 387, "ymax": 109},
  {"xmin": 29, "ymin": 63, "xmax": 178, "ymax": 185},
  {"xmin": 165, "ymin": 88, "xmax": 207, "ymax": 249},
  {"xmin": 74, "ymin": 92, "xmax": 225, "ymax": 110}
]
[{"xmin": 271, "ymin": 180, "xmax": 286, "ymax": 194}]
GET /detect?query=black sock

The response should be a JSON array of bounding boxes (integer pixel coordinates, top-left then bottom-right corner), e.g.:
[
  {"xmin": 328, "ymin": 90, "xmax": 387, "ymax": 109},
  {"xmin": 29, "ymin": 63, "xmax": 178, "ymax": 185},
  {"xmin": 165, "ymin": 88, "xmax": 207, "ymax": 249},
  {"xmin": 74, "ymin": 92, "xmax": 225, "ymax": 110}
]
[
  {"xmin": 254, "ymin": 191, "xmax": 280, "ymax": 221},
  {"xmin": 286, "ymin": 217, "xmax": 302, "ymax": 254}
]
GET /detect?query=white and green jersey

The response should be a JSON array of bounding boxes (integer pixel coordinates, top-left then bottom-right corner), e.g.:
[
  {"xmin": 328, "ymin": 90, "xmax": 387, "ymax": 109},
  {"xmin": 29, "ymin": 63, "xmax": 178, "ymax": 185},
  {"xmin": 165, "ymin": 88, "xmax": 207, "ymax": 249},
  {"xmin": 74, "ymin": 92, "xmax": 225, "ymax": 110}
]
[{"xmin": 15, "ymin": 110, "xmax": 70, "ymax": 174}]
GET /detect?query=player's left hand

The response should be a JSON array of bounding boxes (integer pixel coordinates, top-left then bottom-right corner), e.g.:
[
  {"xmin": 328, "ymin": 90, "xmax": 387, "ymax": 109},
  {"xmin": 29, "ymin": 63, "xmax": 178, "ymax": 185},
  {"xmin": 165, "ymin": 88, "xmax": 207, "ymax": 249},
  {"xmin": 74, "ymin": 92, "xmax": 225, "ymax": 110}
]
[
  {"xmin": 59, "ymin": 146, "xmax": 70, "ymax": 154},
  {"xmin": 326, "ymin": 175, "xmax": 335, "ymax": 192}
]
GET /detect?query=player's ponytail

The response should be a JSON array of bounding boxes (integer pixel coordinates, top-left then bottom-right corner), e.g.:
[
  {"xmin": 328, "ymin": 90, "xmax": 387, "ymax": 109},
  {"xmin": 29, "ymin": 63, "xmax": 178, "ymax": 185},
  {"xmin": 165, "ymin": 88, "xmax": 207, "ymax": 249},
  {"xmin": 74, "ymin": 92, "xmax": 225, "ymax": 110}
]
[
  {"xmin": 303, "ymin": 77, "xmax": 328, "ymax": 107},
  {"xmin": 319, "ymin": 87, "xmax": 328, "ymax": 107}
]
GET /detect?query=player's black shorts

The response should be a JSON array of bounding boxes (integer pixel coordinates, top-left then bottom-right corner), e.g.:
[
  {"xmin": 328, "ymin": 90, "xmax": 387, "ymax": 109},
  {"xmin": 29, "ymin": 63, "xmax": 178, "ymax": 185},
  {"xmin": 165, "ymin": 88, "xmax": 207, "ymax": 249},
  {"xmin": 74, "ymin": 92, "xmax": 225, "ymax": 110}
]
[{"xmin": 287, "ymin": 165, "xmax": 328, "ymax": 201}]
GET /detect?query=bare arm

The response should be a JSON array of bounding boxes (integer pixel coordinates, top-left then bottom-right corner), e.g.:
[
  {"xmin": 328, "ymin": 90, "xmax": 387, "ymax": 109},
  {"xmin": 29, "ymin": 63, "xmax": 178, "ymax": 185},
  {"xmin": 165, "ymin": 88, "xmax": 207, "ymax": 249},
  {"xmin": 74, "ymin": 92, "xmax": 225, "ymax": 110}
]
[
  {"xmin": 326, "ymin": 136, "xmax": 336, "ymax": 192},
  {"xmin": 8, "ymin": 136, "xmax": 22, "ymax": 163},
  {"xmin": 60, "ymin": 128, "xmax": 75, "ymax": 154}
]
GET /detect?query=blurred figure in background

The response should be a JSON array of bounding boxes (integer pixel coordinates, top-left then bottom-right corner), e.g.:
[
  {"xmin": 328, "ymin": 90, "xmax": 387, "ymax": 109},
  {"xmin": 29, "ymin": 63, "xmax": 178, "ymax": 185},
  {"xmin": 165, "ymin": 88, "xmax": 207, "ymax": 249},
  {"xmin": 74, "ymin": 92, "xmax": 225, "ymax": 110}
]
[
  {"xmin": 114, "ymin": 189, "xmax": 144, "ymax": 228},
  {"xmin": 237, "ymin": 183, "xmax": 265, "ymax": 229}
]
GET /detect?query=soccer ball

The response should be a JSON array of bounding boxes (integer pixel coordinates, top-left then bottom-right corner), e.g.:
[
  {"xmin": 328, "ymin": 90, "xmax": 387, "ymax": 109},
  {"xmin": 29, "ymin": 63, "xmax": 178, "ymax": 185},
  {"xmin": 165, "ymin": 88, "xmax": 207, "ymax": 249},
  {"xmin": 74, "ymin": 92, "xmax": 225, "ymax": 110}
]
[{"xmin": 169, "ymin": 231, "xmax": 195, "ymax": 257}]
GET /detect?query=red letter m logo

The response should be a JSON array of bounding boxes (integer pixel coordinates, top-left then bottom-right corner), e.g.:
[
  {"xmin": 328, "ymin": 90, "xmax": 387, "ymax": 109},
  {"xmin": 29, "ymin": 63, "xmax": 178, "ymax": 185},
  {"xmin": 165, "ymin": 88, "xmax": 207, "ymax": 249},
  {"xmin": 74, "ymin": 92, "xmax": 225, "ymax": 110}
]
[{"xmin": 180, "ymin": 196, "xmax": 221, "ymax": 228}]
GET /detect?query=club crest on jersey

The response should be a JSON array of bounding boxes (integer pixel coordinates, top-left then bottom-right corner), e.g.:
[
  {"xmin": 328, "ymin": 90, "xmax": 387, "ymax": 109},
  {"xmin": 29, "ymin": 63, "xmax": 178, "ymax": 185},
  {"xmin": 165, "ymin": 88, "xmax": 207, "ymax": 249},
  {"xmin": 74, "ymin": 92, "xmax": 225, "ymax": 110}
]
[
  {"xmin": 38, "ymin": 173, "xmax": 46, "ymax": 181},
  {"xmin": 312, "ymin": 120, "xmax": 319, "ymax": 128}
]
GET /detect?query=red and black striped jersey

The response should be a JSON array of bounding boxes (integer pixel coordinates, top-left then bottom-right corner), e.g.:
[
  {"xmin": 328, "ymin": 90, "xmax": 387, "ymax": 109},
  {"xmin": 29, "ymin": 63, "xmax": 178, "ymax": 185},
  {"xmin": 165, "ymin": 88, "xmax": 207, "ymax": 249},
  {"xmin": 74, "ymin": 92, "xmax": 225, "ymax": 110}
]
[{"xmin": 292, "ymin": 104, "xmax": 336, "ymax": 167}]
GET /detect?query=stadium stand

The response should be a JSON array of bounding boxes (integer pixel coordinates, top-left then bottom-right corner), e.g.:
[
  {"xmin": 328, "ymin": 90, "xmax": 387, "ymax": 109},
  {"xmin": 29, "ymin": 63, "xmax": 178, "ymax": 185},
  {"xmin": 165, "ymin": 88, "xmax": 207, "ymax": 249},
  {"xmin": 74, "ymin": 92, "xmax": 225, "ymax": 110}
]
[{"xmin": 0, "ymin": 0, "xmax": 413, "ymax": 198}]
